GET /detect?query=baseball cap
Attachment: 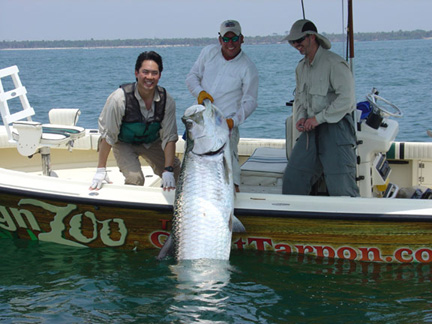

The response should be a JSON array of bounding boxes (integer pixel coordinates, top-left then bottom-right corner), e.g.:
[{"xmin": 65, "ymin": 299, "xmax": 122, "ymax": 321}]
[{"xmin": 220, "ymin": 20, "xmax": 242, "ymax": 36}]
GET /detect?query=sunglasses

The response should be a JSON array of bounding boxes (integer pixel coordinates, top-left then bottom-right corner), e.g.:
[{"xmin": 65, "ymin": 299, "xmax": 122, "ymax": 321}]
[
  {"xmin": 290, "ymin": 35, "xmax": 308, "ymax": 45},
  {"xmin": 222, "ymin": 35, "xmax": 240, "ymax": 43}
]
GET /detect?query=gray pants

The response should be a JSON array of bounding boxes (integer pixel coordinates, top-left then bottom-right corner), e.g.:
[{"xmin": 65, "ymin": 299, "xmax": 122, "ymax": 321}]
[
  {"xmin": 113, "ymin": 140, "xmax": 181, "ymax": 186},
  {"xmin": 282, "ymin": 116, "xmax": 359, "ymax": 197}
]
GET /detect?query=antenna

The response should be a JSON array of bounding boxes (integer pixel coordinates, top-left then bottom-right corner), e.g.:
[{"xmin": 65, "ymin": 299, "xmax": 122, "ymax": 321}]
[{"xmin": 301, "ymin": 0, "xmax": 306, "ymax": 19}]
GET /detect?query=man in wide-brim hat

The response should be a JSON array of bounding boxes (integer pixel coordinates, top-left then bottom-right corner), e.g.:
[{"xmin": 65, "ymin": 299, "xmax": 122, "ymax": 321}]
[{"xmin": 282, "ymin": 19, "xmax": 360, "ymax": 197}]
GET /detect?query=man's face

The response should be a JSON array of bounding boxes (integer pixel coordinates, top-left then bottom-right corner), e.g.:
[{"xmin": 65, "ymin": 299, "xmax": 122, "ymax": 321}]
[
  {"xmin": 219, "ymin": 31, "xmax": 243, "ymax": 60},
  {"xmin": 291, "ymin": 34, "xmax": 316, "ymax": 59},
  {"xmin": 135, "ymin": 60, "xmax": 161, "ymax": 91}
]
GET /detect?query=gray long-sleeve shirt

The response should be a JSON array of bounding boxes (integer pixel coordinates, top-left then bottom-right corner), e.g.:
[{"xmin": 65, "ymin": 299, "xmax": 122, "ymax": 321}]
[{"xmin": 294, "ymin": 46, "xmax": 356, "ymax": 125}]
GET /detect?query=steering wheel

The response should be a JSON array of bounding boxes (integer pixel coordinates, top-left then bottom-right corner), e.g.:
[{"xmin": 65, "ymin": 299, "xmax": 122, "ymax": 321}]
[{"xmin": 366, "ymin": 93, "xmax": 403, "ymax": 118}]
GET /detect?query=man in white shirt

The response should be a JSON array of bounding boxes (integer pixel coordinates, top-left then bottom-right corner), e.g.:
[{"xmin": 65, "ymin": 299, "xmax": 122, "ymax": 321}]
[{"xmin": 186, "ymin": 20, "xmax": 259, "ymax": 192}]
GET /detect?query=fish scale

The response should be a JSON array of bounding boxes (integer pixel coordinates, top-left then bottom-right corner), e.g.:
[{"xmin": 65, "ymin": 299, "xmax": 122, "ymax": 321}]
[{"xmin": 173, "ymin": 151, "xmax": 233, "ymax": 260}]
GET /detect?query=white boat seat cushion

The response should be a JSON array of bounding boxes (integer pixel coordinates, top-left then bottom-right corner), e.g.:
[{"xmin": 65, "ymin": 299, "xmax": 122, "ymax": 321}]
[
  {"xmin": 240, "ymin": 147, "xmax": 288, "ymax": 187},
  {"xmin": 42, "ymin": 124, "xmax": 85, "ymax": 140},
  {"xmin": 48, "ymin": 108, "xmax": 81, "ymax": 126}
]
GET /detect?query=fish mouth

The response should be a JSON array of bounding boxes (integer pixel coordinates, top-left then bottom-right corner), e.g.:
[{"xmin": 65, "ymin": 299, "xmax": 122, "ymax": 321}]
[
  {"xmin": 182, "ymin": 102, "xmax": 229, "ymax": 155},
  {"xmin": 191, "ymin": 136, "xmax": 226, "ymax": 155},
  {"xmin": 198, "ymin": 143, "xmax": 226, "ymax": 156}
]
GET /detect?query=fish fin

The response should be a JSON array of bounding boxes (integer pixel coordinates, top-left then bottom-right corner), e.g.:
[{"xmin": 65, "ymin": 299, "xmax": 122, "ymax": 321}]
[
  {"xmin": 231, "ymin": 214, "xmax": 246, "ymax": 233},
  {"xmin": 223, "ymin": 153, "xmax": 231, "ymax": 185},
  {"xmin": 157, "ymin": 234, "xmax": 174, "ymax": 261},
  {"xmin": 222, "ymin": 138, "xmax": 233, "ymax": 185}
]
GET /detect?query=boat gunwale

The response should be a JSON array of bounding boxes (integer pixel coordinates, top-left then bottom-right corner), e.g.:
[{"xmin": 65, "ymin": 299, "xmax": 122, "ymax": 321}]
[
  {"xmin": 0, "ymin": 185, "xmax": 173, "ymax": 212},
  {"xmin": 2, "ymin": 184, "xmax": 432, "ymax": 223},
  {"xmin": 234, "ymin": 207, "xmax": 432, "ymax": 223}
]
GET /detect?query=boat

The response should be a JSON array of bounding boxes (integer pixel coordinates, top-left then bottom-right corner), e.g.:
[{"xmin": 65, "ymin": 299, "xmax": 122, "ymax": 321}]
[{"xmin": 2, "ymin": 1, "xmax": 432, "ymax": 264}]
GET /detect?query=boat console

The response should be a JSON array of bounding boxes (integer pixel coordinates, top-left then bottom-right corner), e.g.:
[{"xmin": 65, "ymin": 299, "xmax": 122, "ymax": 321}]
[
  {"xmin": 356, "ymin": 112, "xmax": 399, "ymax": 197},
  {"xmin": 355, "ymin": 89, "xmax": 403, "ymax": 197}
]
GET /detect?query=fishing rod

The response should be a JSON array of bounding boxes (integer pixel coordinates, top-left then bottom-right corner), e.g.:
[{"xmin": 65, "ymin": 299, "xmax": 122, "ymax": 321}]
[{"xmin": 347, "ymin": 0, "xmax": 355, "ymax": 73}]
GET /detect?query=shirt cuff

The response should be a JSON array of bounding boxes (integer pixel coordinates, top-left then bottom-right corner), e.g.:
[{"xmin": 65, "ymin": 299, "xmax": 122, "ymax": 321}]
[{"xmin": 315, "ymin": 113, "xmax": 325, "ymax": 125}]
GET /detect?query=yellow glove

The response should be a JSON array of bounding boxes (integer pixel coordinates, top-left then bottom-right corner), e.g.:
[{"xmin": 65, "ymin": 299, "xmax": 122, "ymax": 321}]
[
  {"xmin": 226, "ymin": 118, "xmax": 234, "ymax": 130},
  {"xmin": 198, "ymin": 91, "xmax": 214, "ymax": 104}
]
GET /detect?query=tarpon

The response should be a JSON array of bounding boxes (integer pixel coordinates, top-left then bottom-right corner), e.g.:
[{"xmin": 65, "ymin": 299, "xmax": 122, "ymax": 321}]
[{"xmin": 158, "ymin": 100, "xmax": 245, "ymax": 261}]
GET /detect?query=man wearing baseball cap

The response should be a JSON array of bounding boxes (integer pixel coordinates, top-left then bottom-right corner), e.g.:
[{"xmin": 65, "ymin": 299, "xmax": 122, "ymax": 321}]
[
  {"xmin": 282, "ymin": 19, "xmax": 359, "ymax": 197},
  {"xmin": 186, "ymin": 19, "xmax": 259, "ymax": 192}
]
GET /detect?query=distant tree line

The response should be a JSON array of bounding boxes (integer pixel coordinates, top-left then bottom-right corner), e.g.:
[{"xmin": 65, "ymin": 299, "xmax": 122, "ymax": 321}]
[
  {"xmin": 1, "ymin": 30, "xmax": 431, "ymax": 49},
  {"xmin": 325, "ymin": 29, "xmax": 432, "ymax": 43}
]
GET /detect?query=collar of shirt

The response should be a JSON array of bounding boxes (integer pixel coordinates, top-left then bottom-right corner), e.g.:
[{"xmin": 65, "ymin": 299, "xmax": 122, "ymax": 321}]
[
  {"xmin": 308, "ymin": 45, "xmax": 325, "ymax": 67},
  {"xmin": 133, "ymin": 82, "xmax": 161, "ymax": 112}
]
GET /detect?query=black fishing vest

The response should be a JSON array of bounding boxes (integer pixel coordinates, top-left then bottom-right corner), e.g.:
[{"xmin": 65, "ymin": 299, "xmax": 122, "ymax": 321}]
[{"xmin": 118, "ymin": 83, "xmax": 166, "ymax": 144}]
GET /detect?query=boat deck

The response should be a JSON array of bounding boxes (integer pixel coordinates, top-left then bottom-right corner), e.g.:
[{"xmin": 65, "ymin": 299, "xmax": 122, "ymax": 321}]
[
  {"xmin": 25, "ymin": 164, "xmax": 284, "ymax": 194},
  {"xmin": 30, "ymin": 165, "xmax": 162, "ymax": 189}
]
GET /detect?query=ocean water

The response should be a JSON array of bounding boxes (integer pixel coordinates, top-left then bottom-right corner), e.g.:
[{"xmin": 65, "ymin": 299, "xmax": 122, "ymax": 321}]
[
  {"xmin": 1, "ymin": 40, "xmax": 432, "ymax": 323},
  {"xmin": 2, "ymin": 240, "xmax": 432, "ymax": 324},
  {"xmin": 1, "ymin": 39, "xmax": 431, "ymax": 142}
]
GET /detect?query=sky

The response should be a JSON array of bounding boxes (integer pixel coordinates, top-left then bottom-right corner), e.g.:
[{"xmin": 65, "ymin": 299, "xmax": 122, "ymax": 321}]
[{"xmin": 1, "ymin": 0, "xmax": 431, "ymax": 41}]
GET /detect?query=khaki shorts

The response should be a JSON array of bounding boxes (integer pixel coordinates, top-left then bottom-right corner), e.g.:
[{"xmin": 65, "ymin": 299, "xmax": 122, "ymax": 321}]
[{"xmin": 112, "ymin": 140, "xmax": 181, "ymax": 186}]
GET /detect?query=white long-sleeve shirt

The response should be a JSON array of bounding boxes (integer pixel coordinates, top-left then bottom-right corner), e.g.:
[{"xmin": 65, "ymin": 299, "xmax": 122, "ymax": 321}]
[{"xmin": 185, "ymin": 44, "xmax": 259, "ymax": 127}]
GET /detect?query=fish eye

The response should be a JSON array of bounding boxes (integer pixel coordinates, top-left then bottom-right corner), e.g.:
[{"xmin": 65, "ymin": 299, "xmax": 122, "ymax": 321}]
[{"xmin": 186, "ymin": 121, "xmax": 193, "ymax": 129}]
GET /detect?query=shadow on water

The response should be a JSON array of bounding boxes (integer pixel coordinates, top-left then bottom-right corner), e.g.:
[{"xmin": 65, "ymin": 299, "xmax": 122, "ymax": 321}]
[{"xmin": 2, "ymin": 239, "xmax": 432, "ymax": 323}]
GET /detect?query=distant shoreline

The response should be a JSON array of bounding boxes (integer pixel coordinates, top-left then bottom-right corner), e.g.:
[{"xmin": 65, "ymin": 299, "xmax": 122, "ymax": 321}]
[
  {"xmin": 0, "ymin": 44, "xmax": 190, "ymax": 51},
  {"xmin": 1, "ymin": 30, "xmax": 431, "ymax": 50}
]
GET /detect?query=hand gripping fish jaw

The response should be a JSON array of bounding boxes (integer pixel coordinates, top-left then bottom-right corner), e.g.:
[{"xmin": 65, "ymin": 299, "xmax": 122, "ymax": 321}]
[{"xmin": 182, "ymin": 100, "xmax": 229, "ymax": 155}]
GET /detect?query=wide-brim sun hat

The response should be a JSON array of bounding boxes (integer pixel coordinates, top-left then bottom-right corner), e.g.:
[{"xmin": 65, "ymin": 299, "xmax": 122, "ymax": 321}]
[{"xmin": 282, "ymin": 19, "xmax": 331, "ymax": 49}]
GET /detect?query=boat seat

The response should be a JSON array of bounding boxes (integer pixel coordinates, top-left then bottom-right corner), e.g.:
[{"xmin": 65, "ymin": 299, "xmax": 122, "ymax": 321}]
[
  {"xmin": 0, "ymin": 65, "xmax": 85, "ymax": 175},
  {"xmin": 239, "ymin": 116, "xmax": 293, "ymax": 193},
  {"xmin": 240, "ymin": 147, "xmax": 288, "ymax": 192}
]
